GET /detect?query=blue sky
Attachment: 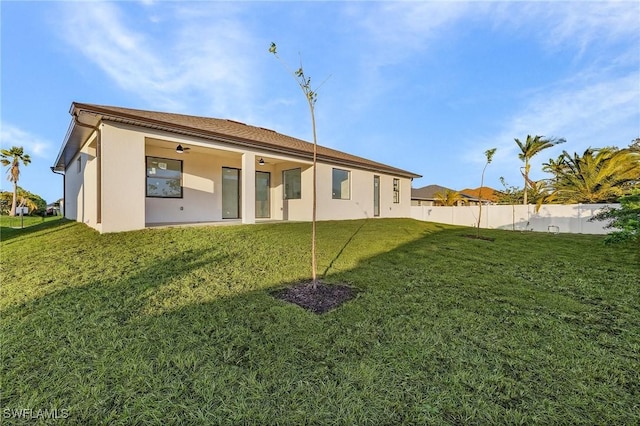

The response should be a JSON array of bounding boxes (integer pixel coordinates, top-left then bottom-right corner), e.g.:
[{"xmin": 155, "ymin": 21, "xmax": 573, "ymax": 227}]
[{"xmin": 1, "ymin": 1, "xmax": 639, "ymax": 204}]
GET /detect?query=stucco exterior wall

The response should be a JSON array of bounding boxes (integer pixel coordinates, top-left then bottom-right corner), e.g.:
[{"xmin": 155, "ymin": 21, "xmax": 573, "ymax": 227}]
[
  {"xmin": 63, "ymin": 120, "xmax": 415, "ymax": 232},
  {"xmin": 64, "ymin": 154, "xmax": 80, "ymax": 222},
  {"xmin": 280, "ymin": 163, "xmax": 313, "ymax": 221},
  {"xmin": 64, "ymin": 132, "xmax": 99, "ymax": 230},
  {"xmin": 145, "ymin": 146, "xmax": 230, "ymax": 224},
  {"xmin": 313, "ymin": 164, "xmax": 412, "ymax": 220},
  {"xmin": 99, "ymin": 123, "xmax": 146, "ymax": 233}
]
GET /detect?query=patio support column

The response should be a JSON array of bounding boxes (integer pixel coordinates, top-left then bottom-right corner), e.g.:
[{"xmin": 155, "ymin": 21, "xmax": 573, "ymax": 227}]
[{"xmin": 241, "ymin": 152, "xmax": 256, "ymax": 224}]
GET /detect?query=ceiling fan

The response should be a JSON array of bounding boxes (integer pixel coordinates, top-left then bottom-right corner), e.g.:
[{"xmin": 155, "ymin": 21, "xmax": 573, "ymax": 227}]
[
  {"xmin": 175, "ymin": 144, "xmax": 191, "ymax": 154},
  {"xmin": 155, "ymin": 144, "xmax": 191, "ymax": 154}
]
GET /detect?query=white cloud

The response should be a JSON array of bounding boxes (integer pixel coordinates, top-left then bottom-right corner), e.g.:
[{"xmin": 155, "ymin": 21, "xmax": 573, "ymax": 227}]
[
  {"xmin": 57, "ymin": 2, "xmax": 259, "ymax": 118},
  {"xmin": 544, "ymin": 2, "xmax": 638, "ymax": 52},
  {"xmin": 345, "ymin": 1, "xmax": 639, "ymax": 101},
  {"xmin": 341, "ymin": 2, "xmax": 471, "ymax": 112},
  {"xmin": 464, "ymin": 68, "xmax": 640, "ymax": 185},
  {"xmin": 0, "ymin": 123, "xmax": 51, "ymax": 158},
  {"xmin": 349, "ymin": 2, "xmax": 469, "ymax": 54},
  {"xmin": 491, "ymin": 2, "xmax": 640, "ymax": 59},
  {"xmin": 445, "ymin": 2, "xmax": 640, "ymax": 182}
]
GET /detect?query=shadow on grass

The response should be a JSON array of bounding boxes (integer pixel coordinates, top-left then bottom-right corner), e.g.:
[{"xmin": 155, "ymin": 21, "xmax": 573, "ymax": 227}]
[
  {"xmin": 2, "ymin": 221, "xmax": 639, "ymax": 424},
  {"xmin": 322, "ymin": 220, "xmax": 368, "ymax": 277},
  {"xmin": 1, "ymin": 245, "xmax": 227, "ymax": 321},
  {"xmin": 0, "ymin": 217, "xmax": 70, "ymax": 242}
]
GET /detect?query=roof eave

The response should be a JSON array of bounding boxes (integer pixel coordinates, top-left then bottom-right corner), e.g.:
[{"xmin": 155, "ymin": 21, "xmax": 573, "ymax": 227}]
[
  {"xmin": 70, "ymin": 103, "xmax": 422, "ymax": 179},
  {"xmin": 52, "ymin": 103, "xmax": 101, "ymax": 171}
]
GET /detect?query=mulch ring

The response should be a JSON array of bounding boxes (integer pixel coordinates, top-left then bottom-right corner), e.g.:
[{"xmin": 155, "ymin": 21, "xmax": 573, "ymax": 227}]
[{"xmin": 271, "ymin": 281, "xmax": 359, "ymax": 314}]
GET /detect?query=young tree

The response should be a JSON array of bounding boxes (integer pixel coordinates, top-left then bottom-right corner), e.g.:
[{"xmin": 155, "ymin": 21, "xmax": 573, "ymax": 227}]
[
  {"xmin": 270, "ymin": 42, "xmax": 328, "ymax": 289},
  {"xmin": 497, "ymin": 177, "xmax": 523, "ymax": 205},
  {"xmin": 1, "ymin": 146, "xmax": 31, "ymax": 216},
  {"xmin": 477, "ymin": 148, "xmax": 497, "ymax": 237},
  {"xmin": 515, "ymin": 135, "xmax": 565, "ymax": 205}
]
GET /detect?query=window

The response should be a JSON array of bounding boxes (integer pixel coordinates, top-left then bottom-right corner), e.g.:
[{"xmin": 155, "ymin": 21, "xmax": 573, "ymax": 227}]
[
  {"xmin": 146, "ymin": 156, "xmax": 182, "ymax": 198},
  {"xmin": 373, "ymin": 175, "xmax": 380, "ymax": 217},
  {"xmin": 283, "ymin": 168, "xmax": 301, "ymax": 199},
  {"xmin": 76, "ymin": 157, "xmax": 81, "ymax": 173},
  {"xmin": 393, "ymin": 178, "xmax": 400, "ymax": 203},
  {"xmin": 332, "ymin": 168, "xmax": 350, "ymax": 200}
]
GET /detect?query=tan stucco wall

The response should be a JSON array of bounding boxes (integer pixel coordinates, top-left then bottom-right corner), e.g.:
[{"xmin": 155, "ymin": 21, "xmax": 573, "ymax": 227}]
[
  {"xmin": 145, "ymin": 146, "xmax": 228, "ymax": 224},
  {"xmin": 314, "ymin": 164, "xmax": 412, "ymax": 220},
  {"xmin": 64, "ymin": 132, "xmax": 99, "ymax": 231},
  {"xmin": 259, "ymin": 163, "xmax": 413, "ymax": 221},
  {"xmin": 63, "ymin": 120, "xmax": 414, "ymax": 232},
  {"xmin": 99, "ymin": 123, "xmax": 146, "ymax": 233}
]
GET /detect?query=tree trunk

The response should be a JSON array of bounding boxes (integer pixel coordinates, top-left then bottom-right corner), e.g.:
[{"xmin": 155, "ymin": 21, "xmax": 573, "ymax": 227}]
[
  {"xmin": 477, "ymin": 171, "xmax": 486, "ymax": 237},
  {"xmin": 10, "ymin": 182, "xmax": 17, "ymax": 216},
  {"xmin": 477, "ymin": 187, "xmax": 483, "ymax": 238},
  {"xmin": 523, "ymin": 159, "xmax": 528, "ymax": 205},
  {"xmin": 309, "ymin": 100, "xmax": 318, "ymax": 289}
]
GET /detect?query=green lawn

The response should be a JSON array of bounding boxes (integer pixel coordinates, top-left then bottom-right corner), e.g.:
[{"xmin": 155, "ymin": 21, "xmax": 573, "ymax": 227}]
[
  {"xmin": 1, "ymin": 219, "xmax": 638, "ymax": 424},
  {"xmin": 0, "ymin": 214, "xmax": 62, "ymax": 235}
]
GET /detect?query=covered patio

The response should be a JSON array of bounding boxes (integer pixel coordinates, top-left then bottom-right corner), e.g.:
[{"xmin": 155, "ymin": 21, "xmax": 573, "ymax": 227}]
[{"xmin": 144, "ymin": 137, "xmax": 312, "ymax": 227}]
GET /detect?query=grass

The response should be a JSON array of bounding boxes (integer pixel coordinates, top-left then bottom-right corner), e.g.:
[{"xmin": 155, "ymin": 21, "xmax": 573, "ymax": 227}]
[
  {"xmin": 1, "ymin": 218, "xmax": 638, "ymax": 424},
  {"xmin": 0, "ymin": 214, "xmax": 62, "ymax": 236}
]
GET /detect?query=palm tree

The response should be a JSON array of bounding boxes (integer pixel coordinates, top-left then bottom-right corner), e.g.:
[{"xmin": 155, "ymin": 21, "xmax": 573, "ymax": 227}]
[
  {"xmin": 515, "ymin": 135, "xmax": 565, "ymax": 205},
  {"xmin": 528, "ymin": 179, "xmax": 558, "ymax": 211},
  {"xmin": 434, "ymin": 189, "xmax": 464, "ymax": 206},
  {"xmin": 1, "ymin": 146, "xmax": 31, "ymax": 216},
  {"xmin": 17, "ymin": 191, "xmax": 38, "ymax": 213},
  {"xmin": 542, "ymin": 148, "xmax": 640, "ymax": 203}
]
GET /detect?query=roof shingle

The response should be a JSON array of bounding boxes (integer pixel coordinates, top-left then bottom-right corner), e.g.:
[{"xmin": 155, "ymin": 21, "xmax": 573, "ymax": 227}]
[{"xmin": 72, "ymin": 103, "xmax": 421, "ymax": 178}]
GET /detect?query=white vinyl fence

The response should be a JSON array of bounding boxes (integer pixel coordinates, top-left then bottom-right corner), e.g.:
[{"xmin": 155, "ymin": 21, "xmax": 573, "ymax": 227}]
[{"xmin": 410, "ymin": 204, "xmax": 619, "ymax": 234}]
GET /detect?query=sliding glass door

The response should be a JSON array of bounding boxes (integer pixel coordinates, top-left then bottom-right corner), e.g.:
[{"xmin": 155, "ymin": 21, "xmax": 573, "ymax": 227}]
[
  {"xmin": 255, "ymin": 171, "xmax": 270, "ymax": 219},
  {"xmin": 222, "ymin": 167, "xmax": 240, "ymax": 219}
]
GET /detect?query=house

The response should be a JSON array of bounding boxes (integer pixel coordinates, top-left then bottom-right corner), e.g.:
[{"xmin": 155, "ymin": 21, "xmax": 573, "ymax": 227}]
[
  {"xmin": 52, "ymin": 103, "xmax": 421, "ymax": 233},
  {"xmin": 411, "ymin": 185, "xmax": 478, "ymax": 206},
  {"xmin": 460, "ymin": 187, "xmax": 501, "ymax": 204},
  {"xmin": 45, "ymin": 202, "xmax": 61, "ymax": 216}
]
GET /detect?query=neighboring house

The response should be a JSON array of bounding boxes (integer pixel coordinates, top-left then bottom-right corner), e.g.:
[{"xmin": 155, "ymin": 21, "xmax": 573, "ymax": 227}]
[
  {"xmin": 411, "ymin": 185, "xmax": 449, "ymax": 206},
  {"xmin": 45, "ymin": 203, "xmax": 60, "ymax": 216},
  {"xmin": 52, "ymin": 103, "xmax": 421, "ymax": 233},
  {"xmin": 460, "ymin": 187, "xmax": 500, "ymax": 204},
  {"xmin": 411, "ymin": 184, "xmax": 477, "ymax": 206}
]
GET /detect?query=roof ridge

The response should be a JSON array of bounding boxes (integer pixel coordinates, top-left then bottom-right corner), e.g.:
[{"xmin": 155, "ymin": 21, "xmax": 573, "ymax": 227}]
[{"xmin": 225, "ymin": 119, "xmax": 247, "ymax": 126}]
